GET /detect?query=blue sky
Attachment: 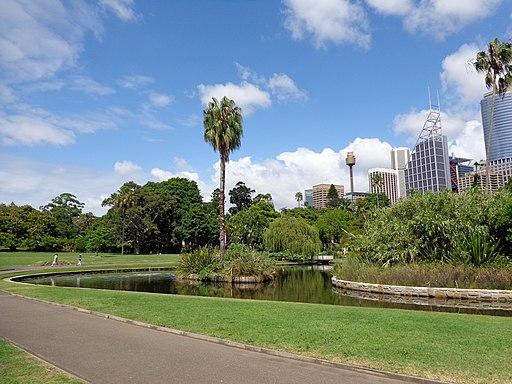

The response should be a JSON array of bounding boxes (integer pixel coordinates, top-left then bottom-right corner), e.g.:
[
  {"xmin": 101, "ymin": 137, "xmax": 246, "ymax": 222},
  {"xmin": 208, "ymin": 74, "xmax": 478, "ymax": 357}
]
[{"xmin": 1, "ymin": 0, "xmax": 511, "ymax": 213}]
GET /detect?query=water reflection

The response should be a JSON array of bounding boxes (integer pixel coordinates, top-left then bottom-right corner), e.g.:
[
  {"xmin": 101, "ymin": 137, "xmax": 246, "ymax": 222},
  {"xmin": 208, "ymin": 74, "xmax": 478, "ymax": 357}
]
[{"xmin": 21, "ymin": 267, "xmax": 512, "ymax": 316}]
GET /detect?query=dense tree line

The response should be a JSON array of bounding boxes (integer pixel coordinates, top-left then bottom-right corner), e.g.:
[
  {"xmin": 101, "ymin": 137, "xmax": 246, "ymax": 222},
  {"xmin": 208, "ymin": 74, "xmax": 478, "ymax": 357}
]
[{"xmin": 0, "ymin": 178, "xmax": 359, "ymax": 255}]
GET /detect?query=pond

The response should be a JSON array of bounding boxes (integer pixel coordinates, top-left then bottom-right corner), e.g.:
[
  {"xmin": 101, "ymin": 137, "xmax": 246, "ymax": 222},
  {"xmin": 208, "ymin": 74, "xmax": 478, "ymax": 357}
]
[{"xmin": 19, "ymin": 266, "xmax": 512, "ymax": 316}]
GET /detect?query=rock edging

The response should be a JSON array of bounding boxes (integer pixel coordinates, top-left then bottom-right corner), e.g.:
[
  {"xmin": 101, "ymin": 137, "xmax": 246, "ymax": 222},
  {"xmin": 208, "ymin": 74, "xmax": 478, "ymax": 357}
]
[{"xmin": 331, "ymin": 277, "xmax": 512, "ymax": 302}]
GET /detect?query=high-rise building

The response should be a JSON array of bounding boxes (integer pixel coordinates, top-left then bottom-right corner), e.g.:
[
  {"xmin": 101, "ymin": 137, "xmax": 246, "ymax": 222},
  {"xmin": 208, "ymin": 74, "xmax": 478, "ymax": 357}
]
[
  {"xmin": 458, "ymin": 170, "xmax": 505, "ymax": 193},
  {"xmin": 312, "ymin": 184, "xmax": 344, "ymax": 209},
  {"xmin": 449, "ymin": 157, "xmax": 474, "ymax": 193},
  {"xmin": 304, "ymin": 189, "xmax": 313, "ymax": 208},
  {"xmin": 391, "ymin": 147, "xmax": 410, "ymax": 170},
  {"xmin": 368, "ymin": 168, "xmax": 399, "ymax": 204},
  {"xmin": 390, "ymin": 147, "xmax": 410, "ymax": 200},
  {"xmin": 481, "ymin": 91, "xmax": 512, "ymax": 185},
  {"xmin": 405, "ymin": 99, "xmax": 451, "ymax": 194}
]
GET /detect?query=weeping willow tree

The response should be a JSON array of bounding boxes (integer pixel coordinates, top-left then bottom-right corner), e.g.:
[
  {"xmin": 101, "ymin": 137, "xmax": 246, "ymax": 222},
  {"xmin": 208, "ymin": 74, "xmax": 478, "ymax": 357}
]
[{"xmin": 263, "ymin": 216, "xmax": 321, "ymax": 258}]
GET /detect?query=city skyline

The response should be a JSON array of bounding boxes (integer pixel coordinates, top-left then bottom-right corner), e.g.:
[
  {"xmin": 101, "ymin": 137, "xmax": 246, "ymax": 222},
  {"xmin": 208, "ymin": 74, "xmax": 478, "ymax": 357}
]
[{"xmin": 1, "ymin": 0, "xmax": 510, "ymax": 213}]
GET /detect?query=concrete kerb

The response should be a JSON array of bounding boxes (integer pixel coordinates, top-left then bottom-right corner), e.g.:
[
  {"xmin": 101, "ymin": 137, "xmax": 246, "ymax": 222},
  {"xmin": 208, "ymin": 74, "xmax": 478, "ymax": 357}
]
[
  {"xmin": 331, "ymin": 277, "xmax": 512, "ymax": 302},
  {"xmin": 1, "ymin": 284, "xmax": 446, "ymax": 384}
]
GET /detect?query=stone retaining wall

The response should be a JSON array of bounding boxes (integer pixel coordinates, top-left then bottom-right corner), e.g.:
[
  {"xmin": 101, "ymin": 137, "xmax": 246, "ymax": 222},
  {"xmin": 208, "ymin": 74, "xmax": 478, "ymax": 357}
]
[{"xmin": 331, "ymin": 277, "xmax": 512, "ymax": 302}]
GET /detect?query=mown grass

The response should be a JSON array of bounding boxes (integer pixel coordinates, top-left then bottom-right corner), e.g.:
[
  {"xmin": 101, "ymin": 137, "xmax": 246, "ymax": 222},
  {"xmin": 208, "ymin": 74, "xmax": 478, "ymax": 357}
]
[
  {"xmin": 0, "ymin": 252, "xmax": 180, "ymax": 269},
  {"xmin": 1, "ymin": 274, "xmax": 511, "ymax": 384},
  {"xmin": 0, "ymin": 338, "xmax": 82, "ymax": 384}
]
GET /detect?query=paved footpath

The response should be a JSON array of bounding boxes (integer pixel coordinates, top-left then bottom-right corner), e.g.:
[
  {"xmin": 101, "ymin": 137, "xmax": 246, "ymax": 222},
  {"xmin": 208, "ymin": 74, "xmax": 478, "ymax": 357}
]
[{"xmin": 0, "ymin": 293, "xmax": 426, "ymax": 384}]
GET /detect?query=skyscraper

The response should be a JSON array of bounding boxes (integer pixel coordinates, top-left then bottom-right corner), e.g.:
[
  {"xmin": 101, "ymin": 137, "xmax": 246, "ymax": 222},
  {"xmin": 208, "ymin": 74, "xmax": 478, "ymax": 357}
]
[
  {"xmin": 390, "ymin": 147, "xmax": 410, "ymax": 199},
  {"xmin": 481, "ymin": 91, "xmax": 512, "ymax": 184},
  {"xmin": 304, "ymin": 189, "xmax": 313, "ymax": 208},
  {"xmin": 405, "ymin": 98, "xmax": 451, "ymax": 194}
]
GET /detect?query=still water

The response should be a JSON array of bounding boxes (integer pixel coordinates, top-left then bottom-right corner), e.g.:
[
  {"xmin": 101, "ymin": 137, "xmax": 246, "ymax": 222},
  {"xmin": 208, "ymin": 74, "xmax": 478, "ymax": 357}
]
[{"xmin": 21, "ymin": 267, "xmax": 512, "ymax": 316}]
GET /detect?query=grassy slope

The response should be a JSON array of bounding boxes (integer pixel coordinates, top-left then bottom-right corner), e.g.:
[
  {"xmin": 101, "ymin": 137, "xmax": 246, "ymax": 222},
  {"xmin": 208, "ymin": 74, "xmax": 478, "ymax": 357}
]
[
  {"xmin": 0, "ymin": 338, "xmax": 82, "ymax": 384},
  {"xmin": 0, "ymin": 252, "xmax": 180, "ymax": 269},
  {"xmin": 1, "ymin": 277, "xmax": 511, "ymax": 384}
]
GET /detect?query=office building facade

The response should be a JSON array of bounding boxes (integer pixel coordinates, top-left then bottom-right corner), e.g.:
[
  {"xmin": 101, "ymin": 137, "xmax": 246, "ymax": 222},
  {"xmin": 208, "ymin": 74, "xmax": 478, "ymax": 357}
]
[
  {"xmin": 368, "ymin": 168, "xmax": 400, "ymax": 204},
  {"xmin": 312, "ymin": 184, "xmax": 344, "ymax": 209},
  {"xmin": 304, "ymin": 189, "xmax": 313, "ymax": 208}
]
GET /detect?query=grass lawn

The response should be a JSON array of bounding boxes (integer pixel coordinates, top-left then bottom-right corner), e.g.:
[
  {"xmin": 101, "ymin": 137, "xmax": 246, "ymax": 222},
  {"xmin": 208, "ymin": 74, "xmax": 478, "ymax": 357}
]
[
  {"xmin": 0, "ymin": 338, "xmax": 82, "ymax": 384},
  {"xmin": 0, "ymin": 252, "xmax": 180, "ymax": 269},
  {"xmin": 1, "ymin": 271, "xmax": 511, "ymax": 384}
]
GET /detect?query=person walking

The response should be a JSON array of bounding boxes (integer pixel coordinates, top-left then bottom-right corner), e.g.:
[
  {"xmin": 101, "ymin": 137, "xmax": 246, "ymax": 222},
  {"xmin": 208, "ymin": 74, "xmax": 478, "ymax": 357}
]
[
  {"xmin": 77, "ymin": 253, "xmax": 82, "ymax": 266},
  {"xmin": 51, "ymin": 254, "xmax": 58, "ymax": 266}
]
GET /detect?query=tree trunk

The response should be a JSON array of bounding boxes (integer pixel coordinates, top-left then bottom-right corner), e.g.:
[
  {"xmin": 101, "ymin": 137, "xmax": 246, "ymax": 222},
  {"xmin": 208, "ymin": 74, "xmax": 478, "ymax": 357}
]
[
  {"xmin": 219, "ymin": 156, "xmax": 227, "ymax": 254},
  {"xmin": 121, "ymin": 211, "xmax": 125, "ymax": 255},
  {"xmin": 486, "ymin": 90, "xmax": 496, "ymax": 192}
]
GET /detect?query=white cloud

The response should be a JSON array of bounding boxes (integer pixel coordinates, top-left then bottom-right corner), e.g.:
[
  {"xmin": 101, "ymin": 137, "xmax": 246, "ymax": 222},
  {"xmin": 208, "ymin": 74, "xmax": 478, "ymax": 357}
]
[
  {"xmin": 148, "ymin": 92, "xmax": 173, "ymax": 108},
  {"xmin": 100, "ymin": 0, "xmax": 139, "ymax": 22},
  {"xmin": 393, "ymin": 109, "xmax": 485, "ymax": 160},
  {"xmin": 197, "ymin": 82, "xmax": 271, "ymax": 115},
  {"xmin": 366, "ymin": 0, "xmax": 412, "ymax": 16},
  {"xmin": 118, "ymin": 74, "xmax": 154, "ymax": 89},
  {"xmin": 268, "ymin": 73, "xmax": 308, "ymax": 102},
  {"xmin": 0, "ymin": 83, "xmax": 16, "ymax": 103},
  {"xmin": 0, "ymin": 0, "xmax": 103, "ymax": 83},
  {"xmin": 114, "ymin": 160, "xmax": 142, "ymax": 175},
  {"xmin": 69, "ymin": 75, "xmax": 115, "ymax": 96},
  {"xmin": 150, "ymin": 168, "xmax": 200, "ymax": 183},
  {"xmin": 210, "ymin": 138, "xmax": 392, "ymax": 208},
  {"xmin": 0, "ymin": 154, "xmax": 135, "ymax": 215},
  {"xmin": 0, "ymin": 107, "xmax": 116, "ymax": 145},
  {"xmin": 440, "ymin": 43, "xmax": 486, "ymax": 105},
  {"xmin": 283, "ymin": 0, "xmax": 371, "ymax": 48},
  {"xmin": 367, "ymin": 0, "xmax": 502, "ymax": 39}
]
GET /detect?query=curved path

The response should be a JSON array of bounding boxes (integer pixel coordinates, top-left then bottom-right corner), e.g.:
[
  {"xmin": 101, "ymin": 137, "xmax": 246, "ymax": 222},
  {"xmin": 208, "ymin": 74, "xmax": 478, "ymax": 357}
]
[{"xmin": 0, "ymin": 293, "xmax": 435, "ymax": 384}]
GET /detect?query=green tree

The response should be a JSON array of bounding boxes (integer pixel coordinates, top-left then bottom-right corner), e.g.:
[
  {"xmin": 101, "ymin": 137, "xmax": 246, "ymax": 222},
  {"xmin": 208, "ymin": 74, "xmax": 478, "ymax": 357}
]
[
  {"xmin": 295, "ymin": 192, "xmax": 303, "ymax": 207},
  {"xmin": 227, "ymin": 201, "xmax": 278, "ymax": 247},
  {"xmin": 203, "ymin": 96, "xmax": 243, "ymax": 254},
  {"xmin": 370, "ymin": 173, "xmax": 385, "ymax": 208},
  {"xmin": 263, "ymin": 216, "xmax": 321, "ymax": 259},
  {"xmin": 228, "ymin": 181, "xmax": 254, "ymax": 214},
  {"xmin": 102, "ymin": 181, "xmax": 141, "ymax": 254},
  {"xmin": 315, "ymin": 209, "xmax": 355, "ymax": 246},
  {"xmin": 474, "ymin": 38, "xmax": 512, "ymax": 191},
  {"xmin": 326, "ymin": 184, "xmax": 341, "ymax": 208},
  {"xmin": 254, "ymin": 193, "xmax": 272, "ymax": 203}
]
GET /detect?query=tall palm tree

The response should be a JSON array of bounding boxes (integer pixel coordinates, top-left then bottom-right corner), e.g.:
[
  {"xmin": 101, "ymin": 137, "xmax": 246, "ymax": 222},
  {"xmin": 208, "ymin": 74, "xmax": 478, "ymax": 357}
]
[
  {"xmin": 474, "ymin": 38, "xmax": 512, "ymax": 191},
  {"xmin": 295, "ymin": 192, "xmax": 303, "ymax": 207},
  {"xmin": 203, "ymin": 97, "xmax": 243, "ymax": 254},
  {"xmin": 371, "ymin": 173, "xmax": 384, "ymax": 208},
  {"xmin": 102, "ymin": 181, "xmax": 140, "ymax": 255}
]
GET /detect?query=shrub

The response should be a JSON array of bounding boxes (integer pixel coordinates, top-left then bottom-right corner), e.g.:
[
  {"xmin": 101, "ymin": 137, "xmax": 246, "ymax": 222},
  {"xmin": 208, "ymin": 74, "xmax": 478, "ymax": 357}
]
[
  {"xmin": 263, "ymin": 217, "xmax": 321, "ymax": 258},
  {"xmin": 333, "ymin": 258, "xmax": 512, "ymax": 290},
  {"xmin": 177, "ymin": 247, "xmax": 221, "ymax": 278}
]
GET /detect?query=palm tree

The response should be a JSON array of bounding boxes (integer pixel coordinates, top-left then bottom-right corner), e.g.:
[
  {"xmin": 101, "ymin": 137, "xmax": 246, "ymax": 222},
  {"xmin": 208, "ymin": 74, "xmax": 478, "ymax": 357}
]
[
  {"xmin": 102, "ymin": 181, "xmax": 140, "ymax": 254},
  {"xmin": 371, "ymin": 173, "xmax": 384, "ymax": 208},
  {"xmin": 295, "ymin": 192, "xmax": 303, "ymax": 207},
  {"xmin": 474, "ymin": 38, "xmax": 512, "ymax": 191},
  {"xmin": 203, "ymin": 97, "xmax": 243, "ymax": 254}
]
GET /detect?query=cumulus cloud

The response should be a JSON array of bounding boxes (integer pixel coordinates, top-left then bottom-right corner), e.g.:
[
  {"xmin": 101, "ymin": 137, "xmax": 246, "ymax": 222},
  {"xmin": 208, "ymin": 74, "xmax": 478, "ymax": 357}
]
[
  {"xmin": 0, "ymin": 154, "xmax": 135, "ymax": 215},
  {"xmin": 114, "ymin": 160, "xmax": 142, "ymax": 175},
  {"xmin": 283, "ymin": 0, "xmax": 371, "ymax": 48},
  {"xmin": 393, "ymin": 109, "xmax": 485, "ymax": 160},
  {"xmin": 118, "ymin": 74, "xmax": 154, "ymax": 89},
  {"xmin": 197, "ymin": 82, "xmax": 271, "ymax": 115},
  {"xmin": 209, "ymin": 138, "xmax": 392, "ymax": 208},
  {"xmin": 148, "ymin": 92, "xmax": 173, "ymax": 108},
  {"xmin": 99, "ymin": 0, "xmax": 139, "ymax": 22},
  {"xmin": 367, "ymin": 0, "xmax": 502, "ymax": 39},
  {"xmin": 440, "ymin": 43, "xmax": 486, "ymax": 105}
]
